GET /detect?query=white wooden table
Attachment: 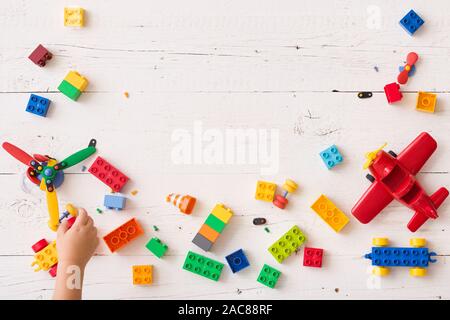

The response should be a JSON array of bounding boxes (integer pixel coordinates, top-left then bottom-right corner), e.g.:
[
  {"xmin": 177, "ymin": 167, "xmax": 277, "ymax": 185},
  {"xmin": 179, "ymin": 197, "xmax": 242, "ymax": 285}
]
[{"xmin": 0, "ymin": 0, "xmax": 449, "ymax": 300}]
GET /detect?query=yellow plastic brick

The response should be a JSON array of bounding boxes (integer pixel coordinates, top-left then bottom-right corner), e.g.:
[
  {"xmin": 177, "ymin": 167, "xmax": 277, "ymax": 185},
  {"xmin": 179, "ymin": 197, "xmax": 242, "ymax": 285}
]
[
  {"xmin": 133, "ymin": 265, "xmax": 153, "ymax": 285},
  {"xmin": 31, "ymin": 241, "xmax": 58, "ymax": 272},
  {"xmin": 64, "ymin": 71, "xmax": 89, "ymax": 91},
  {"xmin": 211, "ymin": 203, "xmax": 233, "ymax": 223},
  {"xmin": 64, "ymin": 7, "xmax": 84, "ymax": 27},
  {"xmin": 311, "ymin": 194, "xmax": 349, "ymax": 232},
  {"xmin": 255, "ymin": 181, "xmax": 277, "ymax": 202},
  {"xmin": 416, "ymin": 92, "xmax": 437, "ymax": 113}
]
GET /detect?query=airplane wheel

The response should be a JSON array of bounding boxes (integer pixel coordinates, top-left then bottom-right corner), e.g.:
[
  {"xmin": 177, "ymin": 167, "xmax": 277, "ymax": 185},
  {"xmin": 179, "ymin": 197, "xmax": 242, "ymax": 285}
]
[
  {"xmin": 388, "ymin": 151, "xmax": 397, "ymax": 158},
  {"xmin": 66, "ymin": 203, "xmax": 79, "ymax": 217},
  {"xmin": 283, "ymin": 179, "xmax": 298, "ymax": 193},
  {"xmin": 373, "ymin": 238, "xmax": 389, "ymax": 246},
  {"xmin": 366, "ymin": 174, "xmax": 375, "ymax": 183},
  {"xmin": 373, "ymin": 266, "xmax": 390, "ymax": 276},
  {"xmin": 31, "ymin": 239, "xmax": 49, "ymax": 253},
  {"xmin": 410, "ymin": 267, "xmax": 427, "ymax": 277},
  {"xmin": 410, "ymin": 238, "xmax": 426, "ymax": 248}
]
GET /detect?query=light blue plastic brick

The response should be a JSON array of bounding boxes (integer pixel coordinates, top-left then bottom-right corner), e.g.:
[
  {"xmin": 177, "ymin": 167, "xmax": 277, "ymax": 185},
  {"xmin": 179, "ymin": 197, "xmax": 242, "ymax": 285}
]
[
  {"xmin": 399, "ymin": 10, "xmax": 424, "ymax": 36},
  {"xmin": 104, "ymin": 194, "xmax": 127, "ymax": 210},
  {"xmin": 320, "ymin": 145, "xmax": 343, "ymax": 169}
]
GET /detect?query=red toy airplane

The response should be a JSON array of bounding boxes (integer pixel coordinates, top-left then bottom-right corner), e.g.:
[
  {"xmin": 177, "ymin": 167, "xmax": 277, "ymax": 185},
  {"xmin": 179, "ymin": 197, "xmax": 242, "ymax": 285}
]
[{"xmin": 352, "ymin": 132, "xmax": 448, "ymax": 232}]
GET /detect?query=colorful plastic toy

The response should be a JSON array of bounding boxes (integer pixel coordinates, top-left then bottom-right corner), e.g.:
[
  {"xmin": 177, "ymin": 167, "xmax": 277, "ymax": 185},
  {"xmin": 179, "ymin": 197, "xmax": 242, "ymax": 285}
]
[
  {"xmin": 311, "ymin": 195, "xmax": 349, "ymax": 233},
  {"xmin": 257, "ymin": 264, "xmax": 281, "ymax": 289},
  {"xmin": 192, "ymin": 203, "xmax": 233, "ymax": 252},
  {"xmin": 268, "ymin": 225, "xmax": 307, "ymax": 263},
  {"xmin": 303, "ymin": 248, "xmax": 323, "ymax": 268},
  {"xmin": 2, "ymin": 139, "xmax": 96, "ymax": 231},
  {"xmin": 398, "ymin": 52, "xmax": 419, "ymax": 85},
  {"xmin": 88, "ymin": 156, "xmax": 129, "ymax": 192},
  {"xmin": 416, "ymin": 92, "xmax": 437, "ymax": 113},
  {"xmin": 145, "ymin": 237, "xmax": 168, "ymax": 258},
  {"xmin": 320, "ymin": 145, "xmax": 343, "ymax": 169},
  {"xmin": 64, "ymin": 7, "xmax": 84, "ymax": 27},
  {"xmin": 225, "ymin": 249, "xmax": 250, "ymax": 273},
  {"xmin": 273, "ymin": 179, "xmax": 298, "ymax": 209},
  {"xmin": 399, "ymin": 10, "xmax": 424, "ymax": 36},
  {"xmin": 132, "ymin": 265, "xmax": 153, "ymax": 285},
  {"xmin": 104, "ymin": 193, "xmax": 127, "ymax": 210},
  {"xmin": 58, "ymin": 203, "xmax": 78, "ymax": 224},
  {"xmin": 365, "ymin": 238, "xmax": 437, "ymax": 277},
  {"xmin": 384, "ymin": 83, "xmax": 403, "ymax": 104},
  {"xmin": 31, "ymin": 240, "xmax": 58, "ymax": 277},
  {"xmin": 103, "ymin": 218, "xmax": 144, "ymax": 253},
  {"xmin": 58, "ymin": 71, "xmax": 89, "ymax": 101},
  {"xmin": 166, "ymin": 193, "xmax": 196, "ymax": 214},
  {"xmin": 28, "ymin": 44, "xmax": 52, "ymax": 67},
  {"xmin": 352, "ymin": 132, "xmax": 449, "ymax": 232},
  {"xmin": 26, "ymin": 94, "xmax": 51, "ymax": 117},
  {"xmin": 182, "ymin": 251, "xmax": 224, "ymax": 281},
  {"xmin": 255, "ymin": 181, "xmax": 277, "ymax": 202}
]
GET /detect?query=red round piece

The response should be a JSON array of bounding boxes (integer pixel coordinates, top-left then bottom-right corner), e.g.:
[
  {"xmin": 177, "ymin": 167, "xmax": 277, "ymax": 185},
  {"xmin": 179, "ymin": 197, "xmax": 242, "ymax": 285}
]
[
  {"xmin": 31, "ymin": 239, "xmax": 49, "ymax": 253},
  {"xmin": 273, "ymin": 195, "xmax": 288, "ymax": 209},
  {"xmin": 49, "ymin": 264, "xmax": 58, "ymax": 277}
]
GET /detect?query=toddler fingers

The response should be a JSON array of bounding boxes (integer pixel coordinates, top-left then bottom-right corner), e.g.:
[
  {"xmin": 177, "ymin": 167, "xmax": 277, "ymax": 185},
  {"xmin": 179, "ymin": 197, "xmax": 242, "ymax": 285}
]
[
  {"xmin": 57, "ymin": 219, "xmax": 69, "ymax": 236},
  {"xmin": 74, "ymin": 208, "xmax": 89, "ymax": 226}
]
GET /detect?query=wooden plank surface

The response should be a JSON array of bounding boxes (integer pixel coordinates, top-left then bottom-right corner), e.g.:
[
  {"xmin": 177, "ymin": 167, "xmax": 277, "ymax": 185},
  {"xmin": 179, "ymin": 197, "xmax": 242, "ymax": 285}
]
[{"xmin": 0, "ymin": 0, "xmax": 449, "ymax": 299}]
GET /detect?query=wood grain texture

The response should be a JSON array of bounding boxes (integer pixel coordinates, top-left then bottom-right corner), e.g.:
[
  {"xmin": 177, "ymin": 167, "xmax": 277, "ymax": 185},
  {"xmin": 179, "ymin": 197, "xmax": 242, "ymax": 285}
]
[{"xmin": 0, "ymin": 0, "xmax": 449, "ymax": 299}]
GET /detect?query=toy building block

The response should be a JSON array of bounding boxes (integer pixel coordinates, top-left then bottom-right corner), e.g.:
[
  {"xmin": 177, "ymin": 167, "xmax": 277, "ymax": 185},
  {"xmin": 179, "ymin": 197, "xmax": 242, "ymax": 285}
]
[
  {"xmin": 166, "ymin": 193, "xmax": 196, "ymax": 214},
  {"xmin": 399, "ymin": 10, "xmax": 424, "ymax": 36},
  {"xmin": 132, "ymin": 265, "xmax": 153, "ymax": 285},
  {"xmin": 89, "ymin": 156, "xmax": 129, "ymax": 192},
  {"xmin": 273, "ymin": 179, "xmax": 298, "ymax": 209},
  {"xmin": 26, "ymin": 94, "xmax": 51, "ymax": 117},
  {"xmin": 268, "ymin": 225, "xmax": 307, "ymax": 263},
  {"xmin": 365, "ymin": 238, "xmax": 437, "ymax": 277},
  {"xmin": 303, "ymin": 247, "xmax": 323, "ymax": 268},
  {"xmin": 31, "ymin": 240, "xmax": 58, "ymax": 277},
  {"xmin": 320, "ymin": 145, "xmax": 343, "ymax": 169},
  {"xmin": 257, "ymin": 264, "xmax": 281, "ymax": 289},
  {"xmin": 145, "ymin": 237, "xmax": 168, "ymax": 258},
  {"xmin": 104, "ymin": 193, "xmax": 127, "ymax": 210},
  {"xmin": 103, "ymin": 218, "xmax": 144, "ymax": 253},
  {"xmin": 182, "ymin": 251, "xmax": 224, "ymax": 281},
  {"xmin": 311, "ymin": 195, "xmax": 349, "ymax": 233},
  {"xmin": 416, "ymin": 92, "xmax": 437, "ymax": 113},
  {"xmin": 64, "ymin": 7, "xmax": 85, "ymax": 27},
  {"xmin": 192, "ymin": 203, "xmax": 233, "ymax": 251},
  {"xmin": 225, "ymin": 249, "xmax": 250, "ymax": 273},
  {"xmin": 58, "ymin": 71, "xmax": 89, "ymax": 101},
  {"xmin": 384, "ymin": 83, "xmax": 403, "ymax": 104},
  {"xmin": 28, "ymin": 44, "xmax": 52, "ymax": 67},
  {"xmin": 255, "ymin": 181, "xmax": 277, "ymax": 202}
]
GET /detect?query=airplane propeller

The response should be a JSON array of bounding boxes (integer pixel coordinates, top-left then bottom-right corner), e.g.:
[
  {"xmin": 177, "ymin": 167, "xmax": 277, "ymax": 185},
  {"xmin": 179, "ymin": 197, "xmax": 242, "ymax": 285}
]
[
  {"xmin": 397, "ymin": 52, "xmax": 419, "ymax": 85},
  {"xmin": 363, "ymin": 143, "xmax": 387, "ymax": 170}
]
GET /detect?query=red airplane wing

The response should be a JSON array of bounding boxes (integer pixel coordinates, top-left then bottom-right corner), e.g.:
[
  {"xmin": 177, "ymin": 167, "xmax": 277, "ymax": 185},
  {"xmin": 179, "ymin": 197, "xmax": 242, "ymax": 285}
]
[
  {"xmin": 352, "ymin": 181, "xmax": 394, "ymax": 224},
  {"xmin": 397, "ymin": 132, "xmax": 437, "ymax": 176}
]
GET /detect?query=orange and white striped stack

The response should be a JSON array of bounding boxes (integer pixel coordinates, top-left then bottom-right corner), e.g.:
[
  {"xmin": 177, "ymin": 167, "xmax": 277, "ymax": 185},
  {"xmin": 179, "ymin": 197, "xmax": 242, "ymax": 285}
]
[{"xmin": 166, "ymin": 193, "xmax": 197, "ymax": 214}]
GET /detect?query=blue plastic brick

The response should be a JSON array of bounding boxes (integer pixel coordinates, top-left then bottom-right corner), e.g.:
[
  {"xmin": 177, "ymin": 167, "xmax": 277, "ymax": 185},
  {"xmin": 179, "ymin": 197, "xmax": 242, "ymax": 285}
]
[
  {"xmin": 399, "ymin": 10, "xmax": 424, "ymax": 36},
  {"xmin": 225, "ymin": 249, "xmax": 250, "ymax": 273},
  {"xmin": 104, "ymin": 194, "xmax": 127, "ymax": 210},
  {"xmin": 26, "ymin": 94, "xmax": 50, "ymax": 117},
  {"xmin": 319, "ymin": 145, "xmax": 343, "ymax": 169},
  {"xmin": 365, "ymin": 247, "xmax": 432, "ymax": 267}
]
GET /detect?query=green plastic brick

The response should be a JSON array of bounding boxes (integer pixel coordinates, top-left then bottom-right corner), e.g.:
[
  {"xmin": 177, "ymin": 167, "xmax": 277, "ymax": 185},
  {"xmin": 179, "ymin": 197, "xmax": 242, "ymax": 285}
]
[
  {"xmin": 182, "ymin": 251, "xmax": 224, "ymax": 281},
  {"xmin": 145, "ymin": 237, "xmax": 168, "ymax": 258},
  {"xmin": 58, "ymin": 80, "xmax": 81, "ymax": 101},
  {"xmin": 257, "ymin": 264, "xmax": 281, "ymax": 288},
  {"xmin": 204, "ymin": 213, "xmax": 226, "ymax": 233},
  {"xmin": 268, "ymin": 225, "xmax": 307, "ymax": 263}
]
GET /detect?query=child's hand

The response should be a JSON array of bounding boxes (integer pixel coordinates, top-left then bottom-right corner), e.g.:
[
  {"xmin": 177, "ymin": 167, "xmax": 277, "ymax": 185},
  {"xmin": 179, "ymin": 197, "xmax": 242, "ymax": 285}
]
[{"xmin": 56, "ymin": 208, "xmax": 99, "ymax": 269}]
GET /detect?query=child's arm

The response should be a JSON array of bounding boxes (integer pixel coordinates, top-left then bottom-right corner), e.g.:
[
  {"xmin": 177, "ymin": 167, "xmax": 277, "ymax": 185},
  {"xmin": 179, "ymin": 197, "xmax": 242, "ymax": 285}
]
[{"xmin": 53, "ymin": 209, "xmax": 99, "ymax": 300}]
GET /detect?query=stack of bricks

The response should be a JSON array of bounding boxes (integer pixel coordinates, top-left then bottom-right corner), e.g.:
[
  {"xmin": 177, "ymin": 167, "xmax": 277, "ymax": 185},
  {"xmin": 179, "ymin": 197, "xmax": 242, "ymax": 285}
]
[
  {"xmin": 58, "ymin": 71, "xmax": 89, "ymax": 101},
  {"xmin": 192, "ymin": 203, "xmax": 233, "ymax": 251}
]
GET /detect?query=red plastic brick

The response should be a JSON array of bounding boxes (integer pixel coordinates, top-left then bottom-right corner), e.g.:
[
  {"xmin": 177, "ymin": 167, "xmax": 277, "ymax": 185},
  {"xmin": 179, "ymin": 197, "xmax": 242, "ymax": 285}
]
[
  {"xmin": 88, "ymin": 156, "xmax": 129, "ymax": 192},
  {"xmin": 103, "ymin": 218, "xmax": 144, "ymax": 253},
  {"xmin": 384, "ymin": 83, "xmax": 403, "ymax": 104},
  {"xmin": 303, "ymin": 247, "xmax": 323, "ymax": 268},
  {"xmin": 28, "ymin": 44, "xmax": 52, "ymax": 67}
]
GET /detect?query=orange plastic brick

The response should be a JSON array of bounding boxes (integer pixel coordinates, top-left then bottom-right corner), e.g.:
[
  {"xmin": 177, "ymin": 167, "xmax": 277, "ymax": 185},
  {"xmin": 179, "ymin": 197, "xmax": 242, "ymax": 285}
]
[
  {"xmin": 311, "ymin": 194, "xmax": 349, "ymax": 232},
  {"xmin": 103, "ymin": 218, "xmax": 144, "ymax": 253},
  {"xmin": 198, "ymin": 224, "xmax": 220, "ymax": 242},
  {"xmin": 132, "ymin": 265, "xmax": 153, "ymax": 285}
]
